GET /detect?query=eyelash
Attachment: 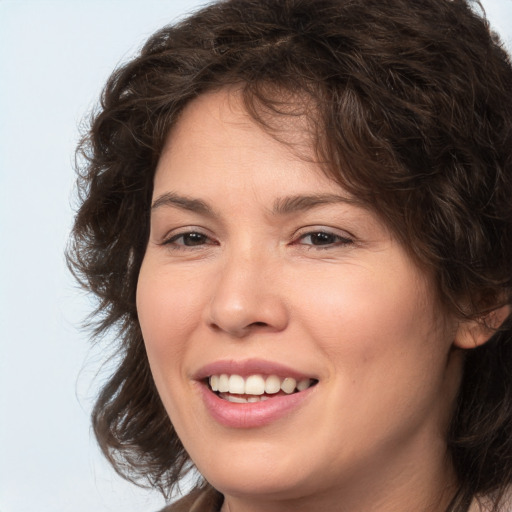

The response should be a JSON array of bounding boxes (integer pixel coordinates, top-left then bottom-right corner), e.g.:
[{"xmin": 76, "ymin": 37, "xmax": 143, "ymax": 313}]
[
  {"xmin": 161, "ymin": 229, "xmax": 353, "ymax": 250},
  {"xmin": 162, "ymin": 231, "xmax": 216, "ymax": 249},
  {"xmin": 295, "ymin": 230, "xmax": 353, "ymax": 249}
]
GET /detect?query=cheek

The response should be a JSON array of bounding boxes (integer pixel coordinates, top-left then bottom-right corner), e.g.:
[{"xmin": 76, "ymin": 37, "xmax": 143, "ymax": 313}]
[
  {"xmin": 136, "ymin": 260, "xmax": 206, "ymax": 374},
  {"xmin": 296, "ymin": 260, "xmax": 448, "ymax": 387},
  {"xmin": 300, "ymin": 264, "xmax": 429, "ymax": 337},
  {"xmin": 294, "ymin": 266, "xmax": 455, "ymax": 452}
]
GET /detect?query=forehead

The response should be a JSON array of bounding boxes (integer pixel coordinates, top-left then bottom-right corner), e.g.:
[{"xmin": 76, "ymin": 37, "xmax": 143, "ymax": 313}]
[{"xmin": 154, "ymin": 88, "xmax": 341, "ymax": 200}]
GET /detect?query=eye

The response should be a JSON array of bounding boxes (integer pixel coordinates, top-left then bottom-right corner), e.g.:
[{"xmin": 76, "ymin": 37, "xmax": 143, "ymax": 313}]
[
  {"xmin": 163, "ymin": 231, "xmax": 214, "ymax": 248},
  {"xmin": 297, "ymin": 230, "xmax": 353, "ymax": 248}
]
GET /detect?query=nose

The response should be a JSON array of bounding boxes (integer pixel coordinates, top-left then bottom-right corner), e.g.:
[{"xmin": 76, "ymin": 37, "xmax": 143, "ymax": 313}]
[{"xmin": 205, "ymin": 249, "xmax": 289, "ymax": 338}]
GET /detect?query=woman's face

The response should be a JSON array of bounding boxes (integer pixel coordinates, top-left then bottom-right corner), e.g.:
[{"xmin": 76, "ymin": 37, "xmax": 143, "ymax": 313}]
[{"xmin": 137, "ymin": 89, "xmax": 463, "ymax": 508}]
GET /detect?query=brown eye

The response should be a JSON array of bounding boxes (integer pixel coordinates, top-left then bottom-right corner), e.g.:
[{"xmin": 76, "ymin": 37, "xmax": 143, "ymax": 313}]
[
  {"xmin": 306, "ymin": 232, "xmax": 337, "ymax": 245},
  {"xmin": 166, "ymin": 232, "xmax": 210, "ymax": 246},
  {"xmin": 299, "ymin": 231, "xmax": 352, "ymax": 247}
]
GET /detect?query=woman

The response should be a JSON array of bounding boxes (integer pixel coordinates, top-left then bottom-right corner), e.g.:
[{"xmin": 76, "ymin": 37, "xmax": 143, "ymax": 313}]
[{"xmin": 68, "ymin": 0, "xmax": 512, "ymax": 510}]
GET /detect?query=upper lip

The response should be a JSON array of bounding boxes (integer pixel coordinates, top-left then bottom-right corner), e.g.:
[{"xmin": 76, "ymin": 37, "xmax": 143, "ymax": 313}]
[{"xmin": 193, "ymin": 359, "xmax": 317, "ymax": 381}]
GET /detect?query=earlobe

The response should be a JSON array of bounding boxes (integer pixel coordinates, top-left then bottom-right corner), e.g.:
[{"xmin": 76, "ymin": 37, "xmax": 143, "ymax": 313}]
[{"xmin": 454, "ymin": 304, "xmax": 511, "ymax": 349}]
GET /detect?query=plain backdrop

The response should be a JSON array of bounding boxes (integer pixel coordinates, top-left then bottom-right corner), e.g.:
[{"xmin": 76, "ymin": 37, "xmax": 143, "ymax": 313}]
[{"xmin": 1, "ymin": 1, "xmax": 511, "ymax": 511}]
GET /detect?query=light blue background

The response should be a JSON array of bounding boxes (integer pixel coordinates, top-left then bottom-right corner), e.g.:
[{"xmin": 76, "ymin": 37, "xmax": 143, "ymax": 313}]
[{"xmin": 1, "ymin": 1, "xmax": 511, "ymax": 511}]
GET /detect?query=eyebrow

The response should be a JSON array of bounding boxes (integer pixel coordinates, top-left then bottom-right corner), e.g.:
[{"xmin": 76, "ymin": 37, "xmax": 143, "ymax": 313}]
[
  {"xmin": 151, "ymin": 191, "xmax": 356, "ymax": 217},
  {"xmin": 151, "ymin": 192, "xmax": 216, "ymax": 216},
  {"xmin": 271, "ymin": 193, "xmax": 357, "ymax": 215}
]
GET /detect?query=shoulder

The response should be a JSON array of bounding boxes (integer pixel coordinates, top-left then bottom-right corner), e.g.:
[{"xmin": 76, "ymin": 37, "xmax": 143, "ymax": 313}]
[{"xmin": 158, "ymin": 486, "xmax": 223, "ymax": 512}]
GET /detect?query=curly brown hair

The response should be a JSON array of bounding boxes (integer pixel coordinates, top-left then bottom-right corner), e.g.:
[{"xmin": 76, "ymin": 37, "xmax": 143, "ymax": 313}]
[{"xmin": 67, "ymin": 0, "xmax": 512, "ymax": 510}]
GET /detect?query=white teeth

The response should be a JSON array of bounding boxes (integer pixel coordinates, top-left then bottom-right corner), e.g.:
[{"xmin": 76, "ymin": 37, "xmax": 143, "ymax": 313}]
[
  {"xmin": 297, "ymin": 378, "xmax": 312, "ymax": 391},
  {"xmin": 223, "ymin": 394, "xmax": 270, "ymax": 403},
  {"xmin": 208, "ymin": 373, "xmax": 315, "ymax": 396},
  {"xmin": 218, "ymin": 374, "xmax": 229, "ymax": 392},
  {"xmin": 281, "ymin": 377, "xmax": 297, "ymax": 394},
  {"xmin": 228, "ymin": 374, "xmax": 245, "ymax": 394},
  {"xmin": 265, "ymin": 375, "xmax": 281, "ymax": 394},
  {"xmin": 225, "ymin": 395, "xmax": 248, "ymax": 403},
  {"xmin": 210, "ymin": 375, "xmax": 219, "ymax": 392},
  {"xmin": 245, "ymin": 375, "xmax": 266, "ymax": 395}
]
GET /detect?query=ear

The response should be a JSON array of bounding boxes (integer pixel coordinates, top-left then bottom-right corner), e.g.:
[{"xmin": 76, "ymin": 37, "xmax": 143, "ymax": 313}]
[{"xmin": 454, "ymin": 304, "xmax": 511, "ymax": 349}]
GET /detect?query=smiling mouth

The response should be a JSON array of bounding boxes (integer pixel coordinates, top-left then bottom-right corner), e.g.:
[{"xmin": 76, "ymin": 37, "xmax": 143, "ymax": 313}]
[{"xmin": 207, "ymin": 374, "xmax": 318, "ymax": 403}]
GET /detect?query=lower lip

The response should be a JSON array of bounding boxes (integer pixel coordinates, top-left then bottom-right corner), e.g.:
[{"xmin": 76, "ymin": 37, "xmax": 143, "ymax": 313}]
[{"xmin": 198, "ymin": 384, "xmax": 315, "ymax": 429}]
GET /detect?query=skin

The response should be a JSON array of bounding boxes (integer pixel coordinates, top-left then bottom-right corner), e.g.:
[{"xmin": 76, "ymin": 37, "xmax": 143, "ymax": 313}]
[{"xmin": 137, "ymin": 88, "xmax": 470, "ymax": 512}]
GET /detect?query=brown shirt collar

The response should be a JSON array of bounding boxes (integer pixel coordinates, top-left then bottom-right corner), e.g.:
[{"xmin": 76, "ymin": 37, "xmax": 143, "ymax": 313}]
[{"xmin": 160, "ymin": 486, "xmax": 223, "ymax": 512}]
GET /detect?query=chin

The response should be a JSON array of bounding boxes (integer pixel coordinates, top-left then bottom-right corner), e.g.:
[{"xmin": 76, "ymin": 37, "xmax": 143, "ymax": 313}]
[{"xmin": 202, "ymin": 461, "xmax": 314, "ymax": 502}]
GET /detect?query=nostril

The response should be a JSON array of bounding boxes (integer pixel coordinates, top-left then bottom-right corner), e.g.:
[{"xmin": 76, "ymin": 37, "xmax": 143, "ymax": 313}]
[{"xmin": 250, "ymin": 322, "xmax": 268, "ymax": 328}]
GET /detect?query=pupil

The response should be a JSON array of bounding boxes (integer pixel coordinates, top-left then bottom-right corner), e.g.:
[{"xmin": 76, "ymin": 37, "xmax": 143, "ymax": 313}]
[
  {"xmin": 312, "ymin": 232, "xmax": 334, "ymax": 245},
  {"xmin": 184, "ymin": 233, "xmax": 206, "ymax": 246}
]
